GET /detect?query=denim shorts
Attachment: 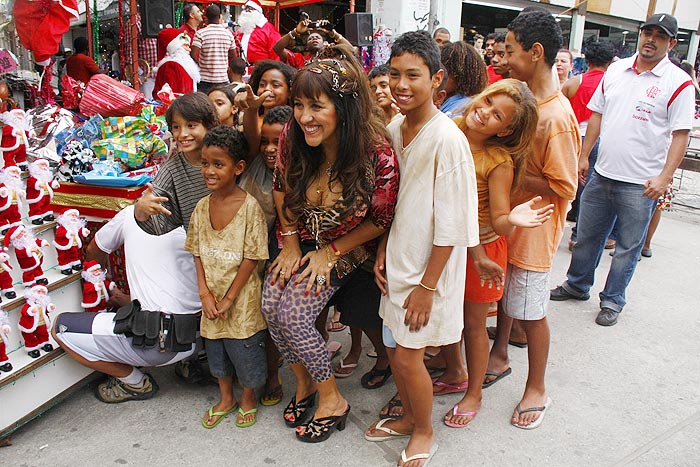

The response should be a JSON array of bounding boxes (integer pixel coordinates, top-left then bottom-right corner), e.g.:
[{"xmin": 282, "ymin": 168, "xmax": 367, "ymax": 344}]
[
  {"xmin": 382, "ymin": 324, "xmax": 397, "ymax": 349},
  {"xmin": 204, "ymin": 330, "xmax": 267, "ymax": 388}
]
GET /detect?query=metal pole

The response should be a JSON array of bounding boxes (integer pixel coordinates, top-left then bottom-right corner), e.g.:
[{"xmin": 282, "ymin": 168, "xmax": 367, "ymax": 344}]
[
  {"xmin": 130, "ymin": 0, "xmax": 140, "ymax": 89},
  {"xmin": 86, "ymin": 0, "xmax": 93, "ymax": 57}
]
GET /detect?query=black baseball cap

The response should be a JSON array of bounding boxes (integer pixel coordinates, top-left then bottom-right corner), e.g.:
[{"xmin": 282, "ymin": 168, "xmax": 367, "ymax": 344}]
[{"xmin": 641, "ymin": 13, "xmax": 678, "ymax": 38}]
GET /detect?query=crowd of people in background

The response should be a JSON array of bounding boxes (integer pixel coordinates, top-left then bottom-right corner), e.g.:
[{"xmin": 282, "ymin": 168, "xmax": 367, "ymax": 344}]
[{"xmin": 53, "ymin": 2, "xmax": 696, "ymax": 466}]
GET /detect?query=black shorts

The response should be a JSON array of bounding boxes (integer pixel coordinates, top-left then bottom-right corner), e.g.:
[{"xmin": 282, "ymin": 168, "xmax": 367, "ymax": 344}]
[{"xmin": 329, "ymin": 264, "xmax": 382, "ymax": 330}]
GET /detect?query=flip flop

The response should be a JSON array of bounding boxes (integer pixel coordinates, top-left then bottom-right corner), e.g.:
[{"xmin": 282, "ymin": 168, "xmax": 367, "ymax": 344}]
[
  {"xmin": 327, "ymin": 341, "xmax": 342, "ymax": 360},
  {"xmin": 260, "ymin": 383, "xmax": 283, "ymax": 406},
  {"xmin": 379, "ymin": 393, "xmax": 403, "ymax": 419},
  {"xmin": 361, "ymin": 366, "xmax": 392, "ymax": 389},
  {"xmin": 327, "ymin": 318, "xmax": 346, "ymax": 332},
  {"xmin": 486, "ymin": 326, "xmax": 528, "ymax": 348},
  {"xmin": 201, "ymin": 403, "xmax": 238, "ymax": 429},
  {"xmin": 364, "ymin": 418, "xmax": 411, "ymax": 442},
  {"xmin": 482, "ymin": 367, "xmax": 512, "ymax": 389},
  {"xmin": 443, "ymin": 404, "xmax": 478, "ymax": 428},
  {"xmin": 366, "ymin": 349, "xmax": 378, "ymax": 358},
  {"xmin": 333, "ymin": 358, "xmax": 358, "ymax": 378},
  {"xmin": 511, "ymin": 397, "xmax": 552, "ymax": 430},
  {"xmin": 432, "ymin": 379, "xmax": 469, "ymax": 395},
  {"xmin": 235, "ymin": 407, "xmax": 258, "ymax": 428},
  {"xmin": 399, "ymin": 443, "xmax": 439, "ymax": 467}
]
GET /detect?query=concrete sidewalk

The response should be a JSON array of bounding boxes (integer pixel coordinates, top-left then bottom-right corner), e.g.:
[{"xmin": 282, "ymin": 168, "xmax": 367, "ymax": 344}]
[{"xmin": 2, "ymin": 209, "xmax": 699, "ymax": 467}]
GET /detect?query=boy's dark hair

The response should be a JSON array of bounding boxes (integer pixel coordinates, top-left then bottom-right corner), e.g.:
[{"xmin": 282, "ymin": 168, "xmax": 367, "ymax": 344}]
[
  {"xmin": 230, "ymin": 57, "xmax": 247, "ymax": 76},
  {"xmin": 262, "ymin": 105, "xmax": 292, "ymax": 126},
  {"xmin": 368, "ymin": 64, "xmax": 390, "ymax": 80},
  {"xmin": 166, "ymin": 92, "xmax": 220, "ymax": 130},
  {"xmin": 391, "ymin": 30, "xmax": 441, "ymax": 75},
  {"xmin": 486, "ymin": 32, "xmax": 498, "ymax": 41},
  {"xmin": 583, "ymin": 40, "xmax": 616, "ymax": 67},
  {"xmin": 73, "ymin": 37, "xmax": 89, "ymax": 54},
  {"xmin": 441, "ymin": 41, "xmax": 488, "ymax": 96},
  {"xmin": 436, "ymin": 64, "xmax": 448, "ymax": 92},
  {"xmin": 433, "ymin": 27, "xmax": 450, "ymax": 39},
  {"xmin": 249, "ymin": 60, "xmax": 296, "ymax": 101},
  {"xmin": 202, "ymin": 126, "xmax": 249, "ymax": 163},
  {"xmin": 205, "ymin": 4, "xmax": 221, "ymax": 24},
  {"xmin": 507, "ymin": 10, "xmax": 563, "ymax": 67},
  {"xmin": 494, "ymin": 32, "xmax": 507, "ymax": 44}
]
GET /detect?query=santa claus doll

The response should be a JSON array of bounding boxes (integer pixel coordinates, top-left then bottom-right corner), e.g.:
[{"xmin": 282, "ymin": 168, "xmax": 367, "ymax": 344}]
[
  {"xmin": 0, "ymin": 248, "xmax": 17, "ymax": 300},
  {"xmin": 0, "ymin": 310, "xmax": 12, "ymax": 372},
  {"xmin": 0, "ymin": 166, "xmax": 25, "ymax": 234},
  {"xmin": 235, "ymin": 0, "xmax": 281, "ymax": 66},
  {"xmin": 154, "ymin": 28, "xmax": 200, "ymax": 95},
  {"xmin": 81, "ymin": 260, "xmax": 116, "ymax": 313},
  {"xmin": 4, "ymin": 225, "xmax": 50, "ymax": 287},
  {"xmin": 18, "ymin": 284, "xmax": 55, "ymax": 358},
  {"xmin": 26, "ymin": 158, "xmax": 59, "ymax": 225},
  {"xmin": 0, "ymin": 109, "xmax": 32, "ymax": 170},
  {"xmin": 53, "ymin": 209, "xmax": 90, "ymax": 275},
  {"xmin": 13, "ymin": 0, "xmax": 79, "ymax": 67}
]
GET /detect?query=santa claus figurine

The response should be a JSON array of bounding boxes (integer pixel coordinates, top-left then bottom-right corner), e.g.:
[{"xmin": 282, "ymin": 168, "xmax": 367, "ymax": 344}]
[
  {"xmin": 0, "ymin": 166, "xmax": 25, "ymax": 234},
  {"xmin": 26, "ymin": 158, "xmax": 59, "ymax": 225},
  {"xmin": 4, "ymin": 224, "xmax": 50, "ymax": 287},
  {"xmin": 0, "ymin": 248, "xmax": 16, "ymax": 300},
  {"xmin": 0, "ymin": 109, "xmax": 32, "ymax": 170},
  {"xmin": 235, "ymin": 0, "xmax": 281, "ymax": 66},
  {"xmin": 52, "ymin": 209, "xmax": 90, "ymax": 275},
  {"xmin": 154, "ymin": 28, "xmax": 200, "ymax": 95},
  {"xmin": 81, "ymin": 260, "xmax": 116, "ymax": 313},
  {"xmin": 18, "ymin": 284, "xmax": 55, "ymax": 358},
  {"xmin": 0, "ymin": 310, "xmax": 12, "ymax": 372}
]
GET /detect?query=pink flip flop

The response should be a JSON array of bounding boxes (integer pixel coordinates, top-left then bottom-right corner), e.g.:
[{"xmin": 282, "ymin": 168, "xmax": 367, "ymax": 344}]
[
  {"xmin": 432, "ymin": 379, "xmax": 469, "ymax": 395},
  {"xmin": 443, "ymin": 404, "xmax": 478, "ymax": 428}
]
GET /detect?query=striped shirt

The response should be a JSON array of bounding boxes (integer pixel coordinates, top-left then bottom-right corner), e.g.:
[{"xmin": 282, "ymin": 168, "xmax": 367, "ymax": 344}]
[
  {"xmin": 192, "ymin": 24, "xmax": 235, "ymax": 83},
  {"xmin": 136, "ymin": 152, "xmax": 210, "ymax": 235}
]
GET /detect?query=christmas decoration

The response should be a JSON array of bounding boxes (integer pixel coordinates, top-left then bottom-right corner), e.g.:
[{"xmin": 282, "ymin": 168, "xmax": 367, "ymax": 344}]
[
  {"xmin": 4, "ymin": 225, "xmax": 50, "ymax": 287},
  {"xmin": 18, "ymin": 284, "xmax": 55, "ymax": 358},
  {"xmin": 26, "ymin": 159, "xmax": 60, "ymax": 225},
  {"xmin": 81, "ymin": 260, "xmax": 116, "ymax": 313}
]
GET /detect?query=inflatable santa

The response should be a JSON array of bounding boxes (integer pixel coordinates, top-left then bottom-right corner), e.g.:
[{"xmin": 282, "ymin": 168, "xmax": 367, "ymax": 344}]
[
  {"xmin": 0, "ymin": 248, "xmax": 16, "ymax": 300},
  {"xmin": 13, "ymin": 0, "xmax": 79, "ymax": 66},
  {"xmin": 26, "ymin": 159, "xmax": 59, "ymax": 225},
  {"xmin": 235, "ymin": 0, "xmax": 280, "ymax": 65},
  {"xmin": 81, "ymin": 260, "xmax": 116, "ymax": 313},
  {"xmin": 0, "ymin": 166, "xmax": 25, "ymax": 234},
  {"xmin": 53, "ymin": 209, "xmax": 90, "ymax": 275},
  {"xmin": 0, "ymin": 109, "xmax": 32, "ymax": 170},
  {"xmin": 18, "ymin": 284, "xmax": 55, "ymax": 358},
  {"xmin": 0, "ymin": 310, "xmax": 12, "ymax": 372},
  {"xmin": 154, "ymin": 28, "xmax": 200, "ymax": 95},
  {"xmin": 4, "ymin": 225, "xmax": 50, "ymax": 287}
]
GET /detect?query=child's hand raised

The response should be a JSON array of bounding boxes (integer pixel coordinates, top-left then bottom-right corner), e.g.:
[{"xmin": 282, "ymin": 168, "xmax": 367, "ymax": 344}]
[
  {"xmin": 134, "ymin": 183, "xmax": 171, "ymax": 221},
  {"xmin": 508, "ymin": 196, "xmax": 554, "ymax": 228},
  {"xmin": 234, "ymin": 84, "xmax": 272, "ymax": 111}
]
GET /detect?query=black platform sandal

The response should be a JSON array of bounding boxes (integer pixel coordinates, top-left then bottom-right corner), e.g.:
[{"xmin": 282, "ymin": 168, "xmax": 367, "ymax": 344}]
[
  {"xmin": 283, "ymin": 392, "xmax": 317, "ymax": 428},
  {"xmin": 295, "ymin": 405, "xmax": 351, "ymax": 443}
]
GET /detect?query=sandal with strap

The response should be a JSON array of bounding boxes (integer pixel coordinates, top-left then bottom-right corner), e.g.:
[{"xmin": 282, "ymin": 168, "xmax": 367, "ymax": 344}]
[
  {"xmin": 399, "ymin": 443, "xmax": 439, "ymax": 467},
  {"xmin": 295, "ymin": 405, "xmax": 351, "ymax": 443},
  {"xmin": 283, "ymin": 392, "xmax": 317, "ymax": 427},
  {"xmin": 360, "ymin": 366, "xmax": 392, "ymax": 389},
  {"xmin": 379, "ymin": 393, "xmax": 403, "ymax": 419},
  {"xmin": 201, "ymin": 403, "xmax": 239, "ymax": 429},
  {"xmin": 235, "ymin": 407, "xmax": 258, "ymax": 428},
  {"xmin": 260, "ymin": 384, "xmax": 283, "ymax": 406}
]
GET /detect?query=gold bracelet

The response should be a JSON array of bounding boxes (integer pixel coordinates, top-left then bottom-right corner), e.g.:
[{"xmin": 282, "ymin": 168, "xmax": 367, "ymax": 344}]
[
  {"xmin": 418, "ymin": 281, "xmax": 437, "ymax": 292},
  {"xmin": 334, "ymin": 33, "xmax": 343, "ymax": 44}
]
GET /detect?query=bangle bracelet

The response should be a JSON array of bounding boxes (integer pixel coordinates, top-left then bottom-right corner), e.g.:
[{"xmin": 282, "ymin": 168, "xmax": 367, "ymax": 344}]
[
  {"xmin": 280, "ymin": 230, "xmax": 298, "ymax": 237},
  {"xmin": 329, "ymin": 242, "xmax": 341, "ymax": 256},
  {"xmin": 334, "ymin": 33, "xmax": 343, "ymax": 43},
  {"xmin": 418, "ymin": 281, "xmax": 437, "ymax": 292},
  {"xmin": 288, "ymin": 30, "xmax": 297, "ymax": 40}
]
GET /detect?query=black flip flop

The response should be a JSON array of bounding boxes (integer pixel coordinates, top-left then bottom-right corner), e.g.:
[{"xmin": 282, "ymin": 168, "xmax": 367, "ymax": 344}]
[
  {"xmin": 482, "ymin": 367, "xmax": 512, "ymax": 389},
  {"xmin": 361, "ymin": 366, "xmax": 392, "ymax": 389},
  {"xmin": 379, "ymin": 393, "xmax": 403, "ymax": 419}
]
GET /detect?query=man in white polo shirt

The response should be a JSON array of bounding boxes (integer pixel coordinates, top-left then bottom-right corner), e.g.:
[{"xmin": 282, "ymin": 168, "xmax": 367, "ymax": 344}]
[
  {"xmin": 191, "ymin": 4, "xmax": 236, "ymax": 94},
  {"xmin": 551, "ymin": 13, "xmax": 694, "ymax": 326}
]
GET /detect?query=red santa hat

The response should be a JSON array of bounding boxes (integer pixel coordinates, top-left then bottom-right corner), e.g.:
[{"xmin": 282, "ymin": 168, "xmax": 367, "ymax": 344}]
[
  {"xmin": 244, "ymin": 0, "xmax": 264, "ymax": 13},
  {"xmin": 27, "ymin": 283, "xmax": 48, "ymax": 295},
  {"xmin": 63, "ymin": 208, "xmax": 79, "ymax": 217},
  {"xmin": 83, "ymin": 260, "xmax": 102, "ymax": 273},
  {"xmin": 3, "ymin": 225, "xmax": 22, "ymax": 248},
  {"xmin": 157, "ymin": 28, "xmax": 185, "ymax": 62}
]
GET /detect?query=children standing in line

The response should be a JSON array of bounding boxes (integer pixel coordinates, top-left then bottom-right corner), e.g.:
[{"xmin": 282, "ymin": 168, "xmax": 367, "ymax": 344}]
[
  {"xmin": 365, "ymin": 31, "xmax": 479, "ymax": 467},
  {"xmin": 185, "ymin": 126, "xmax": 269, "ymax": 429},
  {"xmin": 438, "ymin": 79, "xmax": 553, "ymax": 428}
]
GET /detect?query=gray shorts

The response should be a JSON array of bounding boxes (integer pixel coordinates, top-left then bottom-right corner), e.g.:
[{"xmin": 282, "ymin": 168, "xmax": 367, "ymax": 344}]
[
  {"xmin": 54, "ymin": 311, "xmax": 195, "ymax": 367},
  {"xmin": 204, "ymin": 330, "xmax": 267, "ymax": 388},
  {"xmin": 501, "ymin": 264, "xmax": 550, "ymax": 321}
]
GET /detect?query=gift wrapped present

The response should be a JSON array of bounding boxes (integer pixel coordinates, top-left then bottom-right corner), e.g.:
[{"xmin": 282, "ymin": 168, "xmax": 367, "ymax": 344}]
[
  {"xmin": 25, "ymin": 104, "xmax": 77, "ymax": 152},
  {"xmin": 50, "ymin": 181, "xmax": 147, "ymax": 218},
  {"xmin": 91, "ymin": 136, "xmax": 167, "ymax": 169},
  {"xmin": 79, "ymin": 74, "xmax": 145, "ymax": 118}
]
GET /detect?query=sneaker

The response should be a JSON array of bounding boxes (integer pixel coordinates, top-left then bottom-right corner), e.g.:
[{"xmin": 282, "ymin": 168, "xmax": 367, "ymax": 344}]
[
  {"xmin": 550, "ymin": 285, "xmax": 589, "ymax": 301},
  {"xmin": 595, "ymin": 308, "xmax": 619, "ymax": 326},
  {"xmin": 641, "ymin": 248, "xmax": 652, "ymax": 258},
  {"xmin": 94, "ymin": 374, "xmax": 159, "ymax": 403}
]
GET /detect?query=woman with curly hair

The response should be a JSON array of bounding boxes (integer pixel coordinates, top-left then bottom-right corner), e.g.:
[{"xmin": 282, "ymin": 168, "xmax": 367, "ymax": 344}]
[
  {"xmin": 262, "ymin": 44, "xmax": 399, "ymax": 443},
  {"xmin": 440, "ymin": 41, "xmax": 489, "ymax": 118}
]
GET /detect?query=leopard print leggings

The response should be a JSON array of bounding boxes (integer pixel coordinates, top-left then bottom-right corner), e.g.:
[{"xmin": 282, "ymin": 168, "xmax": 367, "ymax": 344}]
[{"xmin": 261, "ymin": 271, "xmax": 340, "ymax": 383}]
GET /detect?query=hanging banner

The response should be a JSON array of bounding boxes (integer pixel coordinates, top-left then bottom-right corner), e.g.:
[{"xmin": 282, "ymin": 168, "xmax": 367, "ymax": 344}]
[{"xmin": 0, "ymin": 50, "xmax": 19, "ymax": 74}]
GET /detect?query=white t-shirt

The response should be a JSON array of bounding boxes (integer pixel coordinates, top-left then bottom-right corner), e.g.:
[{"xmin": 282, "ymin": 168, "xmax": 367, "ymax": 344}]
[
  {"xmin": 95, "ymin": 205, "xmax": 200, "ymax": 315},
  {"xmin": 380, "ymin": 112, "xmax": 479, "ymax": 349},
  {"xmin": 588, "ymin": 53, "xmax": 695, "ymax": 184}
]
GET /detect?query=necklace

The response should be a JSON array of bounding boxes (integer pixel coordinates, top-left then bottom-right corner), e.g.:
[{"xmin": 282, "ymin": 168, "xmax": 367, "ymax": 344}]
[{"xmin": 315, "ymin": 161, "xmax": 334, "ymax": 205}]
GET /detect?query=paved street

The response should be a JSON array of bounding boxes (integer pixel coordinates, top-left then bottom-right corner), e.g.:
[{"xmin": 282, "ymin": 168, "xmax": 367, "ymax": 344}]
[{"xmin": 2, "ymin": 174, "xmax": 700, "ymax": 467}]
